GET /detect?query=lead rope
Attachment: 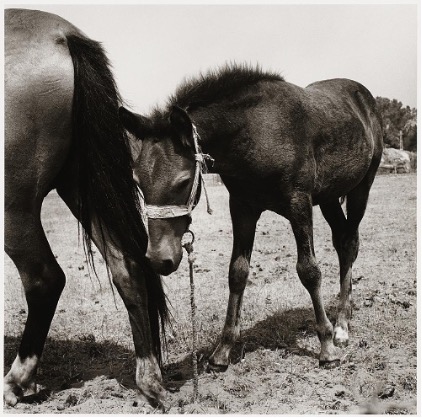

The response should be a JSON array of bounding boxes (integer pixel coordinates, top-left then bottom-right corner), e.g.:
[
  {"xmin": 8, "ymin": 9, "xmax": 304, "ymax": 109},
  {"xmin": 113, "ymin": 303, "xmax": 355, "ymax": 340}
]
[
  {"xmin": 182, "ymin": 231, "xmax": 199, "ymax": 402},
  {"xmin": 192, "ymin": 124, "xmax": 214, "ymax": 216},
  {"xmin": 201, "ymin": 175, "xmax": 213, "ymax": 215}
]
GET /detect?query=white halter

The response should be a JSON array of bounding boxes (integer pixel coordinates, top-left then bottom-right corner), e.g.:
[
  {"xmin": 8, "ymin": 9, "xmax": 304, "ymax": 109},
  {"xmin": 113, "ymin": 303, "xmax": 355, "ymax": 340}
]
[{"xmin": 142, "ymin": 124, "xmax": 213, "ymax": 219}]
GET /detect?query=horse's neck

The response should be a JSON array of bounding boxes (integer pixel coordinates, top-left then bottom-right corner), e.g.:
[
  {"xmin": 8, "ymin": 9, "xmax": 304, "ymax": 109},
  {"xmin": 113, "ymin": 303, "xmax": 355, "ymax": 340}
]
[
  {"xmin": 192, "ymin": 110, "xmax": 239, "ymax": 176},
  {"xmin": 193, "ymin": 109, "xmax": 239, "ymax": 146}
]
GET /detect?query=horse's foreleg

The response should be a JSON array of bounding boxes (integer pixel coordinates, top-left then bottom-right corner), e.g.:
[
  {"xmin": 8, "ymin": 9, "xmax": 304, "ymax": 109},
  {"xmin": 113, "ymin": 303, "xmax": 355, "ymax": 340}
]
[
  {"xmin": 107, "ymin": 256, "xmax": 165, "ymax": 407},
  {"xmin": 57, "ymin": 186, "xmax": 165, "ymax": 408},
  {"xmin": 289, "ymin": 192, "xmax": 338, "ymax": 366},
  {"xmin": 208, "ymin": 197, "xmax": 261, "ymax": 371},
  {"xmin": 4, "ymin": 210, "xmax": 66, "ymax": 406}
]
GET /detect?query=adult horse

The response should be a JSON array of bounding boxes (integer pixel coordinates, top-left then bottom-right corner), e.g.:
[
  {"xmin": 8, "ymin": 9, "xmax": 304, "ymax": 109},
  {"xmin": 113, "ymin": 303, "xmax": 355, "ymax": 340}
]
[
  {"xmin": 119, "ymin": 64, "xmax": 383, "ymax": 370},
  {"xmin": 4, "ymin": 9, "xmax": 168, "ymax": 408}
]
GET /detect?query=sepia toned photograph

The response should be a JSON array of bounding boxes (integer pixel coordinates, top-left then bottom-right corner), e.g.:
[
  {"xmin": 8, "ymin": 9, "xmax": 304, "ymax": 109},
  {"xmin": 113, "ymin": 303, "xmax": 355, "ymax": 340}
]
[{"xmin": 3, "ymin": 1, "xmax": 418, "ymax": 414}]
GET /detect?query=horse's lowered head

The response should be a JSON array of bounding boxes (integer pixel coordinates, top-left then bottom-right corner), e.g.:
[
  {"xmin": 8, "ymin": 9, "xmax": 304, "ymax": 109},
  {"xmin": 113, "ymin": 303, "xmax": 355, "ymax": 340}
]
[{"xmin": 120, "ymin": 105, "xmax": 205, "ymax": 276}]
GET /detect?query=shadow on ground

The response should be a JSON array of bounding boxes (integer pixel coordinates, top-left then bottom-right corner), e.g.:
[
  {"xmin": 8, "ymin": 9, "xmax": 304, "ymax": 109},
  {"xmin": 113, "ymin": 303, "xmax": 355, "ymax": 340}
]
[
  {"xmin": 4, "ymin": 299, "xmax": 338, "ymax": 402},
  {"xmin": 164, "ymin": 299, "xmax": 338, "ymax": 391},
  {"xmin": 4, "ymin": 335, "xmax": 138, "ymax": 396}
]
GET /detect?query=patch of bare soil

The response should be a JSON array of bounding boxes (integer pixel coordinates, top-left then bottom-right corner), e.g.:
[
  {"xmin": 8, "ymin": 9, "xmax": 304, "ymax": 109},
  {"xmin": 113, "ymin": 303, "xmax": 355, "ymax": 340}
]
[{"xmin": 3, "ymin": 173, "xmax": 417, "ymax": 414}]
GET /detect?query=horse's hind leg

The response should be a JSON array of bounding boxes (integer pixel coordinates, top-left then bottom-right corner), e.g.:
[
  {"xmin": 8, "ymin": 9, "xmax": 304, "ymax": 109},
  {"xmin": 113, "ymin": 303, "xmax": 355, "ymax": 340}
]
[
  {"xmin": 320, "ymin": 175, "xmax": 374, "ymax": 347},
  {"xmin": 208, "ymin": 197, "xmax": 261, "ymax": 371},
  {"xmin": 288, "ymin": 192, "xmax": 338, "ymax": 366},
  {"xmin": 4, "ymin": 208, "xmax": 66, "ymax": 406},
  {"xmin": 319, "ymin": 200, "xmax": 353, "ymax": 346}
]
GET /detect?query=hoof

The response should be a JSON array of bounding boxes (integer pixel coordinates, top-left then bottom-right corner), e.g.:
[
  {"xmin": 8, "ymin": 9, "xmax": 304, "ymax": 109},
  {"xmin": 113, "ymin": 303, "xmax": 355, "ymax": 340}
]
[
  {"xmin": 334, "ymin": 338, "xmax": 349, "ymax": 348},
  {"xmin": 319, "ymin": 359, "xmax": 341, "ymax": 369},
  {"xmin": 4, "ymin": 393, "xmax": 19, "ymax": 407},
  {"xmin": 134, "ymin": 396, "xmax": 165, "ymax": 413},
  {"xmin": 333, "ymin": 327, "xmax": 349, "ymax": 348},
  {"xmin": 206, "ymin": 361, "xmax": 229, "ymax": 373},
  {"xmin": 138, "ymin": 386, "xmax": 166, "ymax": 412},
  {"xmin": 3, "ymin": 383, "xmax": 23, "ymax": 407}
]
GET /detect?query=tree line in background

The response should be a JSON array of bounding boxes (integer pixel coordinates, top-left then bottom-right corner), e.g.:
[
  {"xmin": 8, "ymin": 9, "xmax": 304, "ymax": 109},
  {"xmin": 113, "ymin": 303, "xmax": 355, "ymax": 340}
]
[{"xmin": 376, "ymin": 97, "xmax": 417, "ymax": 151}]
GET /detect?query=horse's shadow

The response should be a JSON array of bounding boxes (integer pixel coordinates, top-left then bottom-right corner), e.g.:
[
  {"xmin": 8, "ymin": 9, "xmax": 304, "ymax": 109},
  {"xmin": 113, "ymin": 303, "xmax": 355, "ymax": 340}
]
[
  {"xmin": 4, "ymin": 301, "xmax": 337, "ymax": 402},
  {"xmin": 4, "ymin": 335, "xmax": 140, "ymax": 402},
  {"xmin": 164, "ymin": 301, "xmax": 337, "ymax": 391}
]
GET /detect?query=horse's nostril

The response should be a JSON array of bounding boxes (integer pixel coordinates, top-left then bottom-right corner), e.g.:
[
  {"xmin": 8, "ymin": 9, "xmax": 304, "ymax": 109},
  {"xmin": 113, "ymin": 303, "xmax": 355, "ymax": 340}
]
[{"xmin": 146, "ymin": 255, "xmax": 176, "ymax": 276}]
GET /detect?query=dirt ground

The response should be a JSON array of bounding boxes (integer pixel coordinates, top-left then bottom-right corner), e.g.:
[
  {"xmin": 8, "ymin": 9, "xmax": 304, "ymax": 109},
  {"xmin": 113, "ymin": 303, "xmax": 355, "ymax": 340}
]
[{"xmin": 3, "ymin": 173, "xmax": 417, "ymax": 414}]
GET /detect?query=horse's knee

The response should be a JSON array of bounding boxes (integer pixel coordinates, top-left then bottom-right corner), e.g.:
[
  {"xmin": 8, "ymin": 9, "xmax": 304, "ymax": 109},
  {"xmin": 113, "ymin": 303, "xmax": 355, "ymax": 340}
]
[
  {"xmin": 111, "ymin": 260, "xmax": 144, "ymax": 309},
  {"xmin": 112, "ymin": 269, "xmax": 135, "ymax": 296},
  {"xmin": 112, "ymin": 263, "xmax": 129, "ymax": 286},
  {"xmin": 228, "ymin": 256, "xmax": 250, "ymax": 293},
  {"xmin": 296, "ymin": 256, "xmax": 321, "ymax": 291}
]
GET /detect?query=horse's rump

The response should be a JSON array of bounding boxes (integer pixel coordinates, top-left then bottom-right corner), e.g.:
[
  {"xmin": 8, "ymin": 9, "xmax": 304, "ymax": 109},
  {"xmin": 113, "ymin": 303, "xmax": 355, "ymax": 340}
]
[
  {"xmin": 5, "ymin": 9, "xmax": 76, "ymax": 207},
  {"xmin": 303, "ymin": 79, "xmax": 383, "ymax": 202}
]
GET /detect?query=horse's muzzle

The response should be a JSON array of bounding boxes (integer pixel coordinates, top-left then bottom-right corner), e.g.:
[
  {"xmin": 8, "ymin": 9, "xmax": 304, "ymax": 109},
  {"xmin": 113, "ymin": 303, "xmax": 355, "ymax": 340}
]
[{"xmin": 145, "ymin": 248, "xmax": 182, "ymax": 276}]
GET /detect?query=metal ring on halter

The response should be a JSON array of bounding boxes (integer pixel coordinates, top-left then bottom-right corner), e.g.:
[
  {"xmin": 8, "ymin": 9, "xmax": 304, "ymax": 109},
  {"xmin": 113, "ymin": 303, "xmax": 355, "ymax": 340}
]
[{"xmin": 182, "ymin": 229, "xmax": 195, "ymax": 246}]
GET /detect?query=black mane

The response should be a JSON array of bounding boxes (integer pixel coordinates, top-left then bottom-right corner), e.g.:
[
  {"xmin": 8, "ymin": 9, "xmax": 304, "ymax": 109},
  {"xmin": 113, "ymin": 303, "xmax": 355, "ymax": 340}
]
[{"xmin": 151, "ymin": 64, "xmax": 284, "ymax": 122}]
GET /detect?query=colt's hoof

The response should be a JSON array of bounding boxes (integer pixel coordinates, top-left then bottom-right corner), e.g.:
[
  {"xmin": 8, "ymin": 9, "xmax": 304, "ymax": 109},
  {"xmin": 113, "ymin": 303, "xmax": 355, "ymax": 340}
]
[
  {"xmin": 333, "ymin": 327, "xmax": 349, "ymax": 348},
  {"xmin": 207, "ymin": 361, "xmax": 229, "ymax": 373},
  {"xmin": 319, "ymin": 359, "xmax": 341, "ymax": 369},
  {"xmin": 334, "ymin": 338, "xmax": 349, "ymax": 348}
]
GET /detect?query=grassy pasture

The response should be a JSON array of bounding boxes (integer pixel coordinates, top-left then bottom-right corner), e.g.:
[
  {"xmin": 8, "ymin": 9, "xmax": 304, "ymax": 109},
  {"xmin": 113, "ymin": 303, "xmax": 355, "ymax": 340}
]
[{"xmin": 3, "ymin": 173, "xmax": 417, "ymax": 414}]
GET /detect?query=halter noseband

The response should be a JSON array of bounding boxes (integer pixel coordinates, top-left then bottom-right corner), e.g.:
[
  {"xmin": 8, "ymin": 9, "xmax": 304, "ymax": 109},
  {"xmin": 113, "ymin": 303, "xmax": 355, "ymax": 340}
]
[{"xmin": 143, "ymin": 124, "xmax": 213, "ymax": 219}]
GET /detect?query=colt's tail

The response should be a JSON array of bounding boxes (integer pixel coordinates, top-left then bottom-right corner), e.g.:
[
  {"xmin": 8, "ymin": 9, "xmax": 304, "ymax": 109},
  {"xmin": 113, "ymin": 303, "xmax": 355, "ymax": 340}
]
[{"xmin": 66, "ymin": 34, "xmax": 168, "ymax": 363}]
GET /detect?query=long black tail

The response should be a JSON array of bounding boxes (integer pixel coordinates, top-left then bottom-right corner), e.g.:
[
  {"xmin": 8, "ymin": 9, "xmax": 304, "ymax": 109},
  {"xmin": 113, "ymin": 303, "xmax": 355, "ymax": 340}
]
[{"xmin": 66, "ymin": 34, "xmax": 168, "ymax": 363}]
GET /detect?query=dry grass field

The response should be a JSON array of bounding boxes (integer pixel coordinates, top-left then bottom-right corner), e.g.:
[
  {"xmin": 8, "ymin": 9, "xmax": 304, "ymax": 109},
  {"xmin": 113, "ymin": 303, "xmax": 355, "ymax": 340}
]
[{"xmin": 3, "ymin": 173, "xmax": 417, "ymax": 414}]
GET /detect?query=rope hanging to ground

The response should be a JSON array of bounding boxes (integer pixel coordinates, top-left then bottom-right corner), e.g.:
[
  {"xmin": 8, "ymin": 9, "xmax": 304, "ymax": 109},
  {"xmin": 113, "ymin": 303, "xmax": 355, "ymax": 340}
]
[{"xmin": 182, "ymin": 230, "xmax": 199, "ymax": 402}]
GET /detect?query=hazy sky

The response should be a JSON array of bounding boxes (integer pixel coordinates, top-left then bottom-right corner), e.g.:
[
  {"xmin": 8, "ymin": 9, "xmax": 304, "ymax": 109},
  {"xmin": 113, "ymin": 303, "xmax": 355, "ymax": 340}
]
[{"xmin": 8, "ymin": 2, "xmax": 418, "ymax": 113}]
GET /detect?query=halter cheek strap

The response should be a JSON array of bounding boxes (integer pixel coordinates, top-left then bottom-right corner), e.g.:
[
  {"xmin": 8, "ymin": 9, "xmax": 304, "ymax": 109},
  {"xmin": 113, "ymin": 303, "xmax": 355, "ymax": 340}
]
[{"xmin": 143, "ymin": 124, "xmax": 213, "ymax": 219}]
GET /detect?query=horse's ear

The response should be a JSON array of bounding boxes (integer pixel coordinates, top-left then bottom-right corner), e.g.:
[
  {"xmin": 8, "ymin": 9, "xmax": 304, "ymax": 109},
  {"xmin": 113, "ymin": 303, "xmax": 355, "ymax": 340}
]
[
  {"xmin": 169, "ymin": 106, "xmax": 193, "ymax": 148},
  {"xmin": 119, "ymin": 107, "xmax": 152, "ymax": 140}
]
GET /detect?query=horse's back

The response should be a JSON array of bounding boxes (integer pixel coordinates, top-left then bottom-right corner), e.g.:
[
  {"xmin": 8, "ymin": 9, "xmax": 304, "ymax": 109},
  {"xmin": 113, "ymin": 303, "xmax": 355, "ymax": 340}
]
[{"xmin": 5, "ymin": 9, "xmax": 78, "ymax": 205}]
